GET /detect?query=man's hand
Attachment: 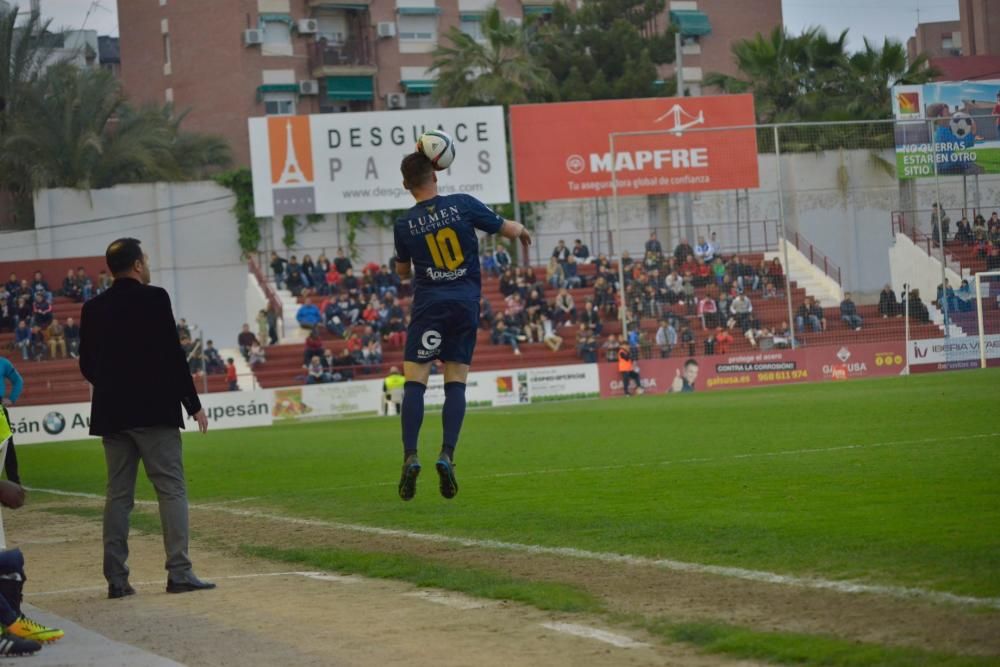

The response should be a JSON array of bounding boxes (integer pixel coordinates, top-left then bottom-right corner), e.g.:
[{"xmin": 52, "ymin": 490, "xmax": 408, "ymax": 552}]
[
  {"xmin": 519, "ymin": 228, "xmax": 532, "ymax": 247},
  {"xmin": 0, "ymin": 480, "xmax": 25, "ymax": 509},
  {"xmin": 192, "ymin": 409, "xmax": 209, "ymax": 434},
  {"xmin": 1, "ymin": 398, "xmax": 12, "ymax": 408}
]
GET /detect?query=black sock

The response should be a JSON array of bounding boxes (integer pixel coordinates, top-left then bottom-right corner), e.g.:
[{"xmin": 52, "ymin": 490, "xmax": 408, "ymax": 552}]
[
  {"xmin": 441, "ymin": 382, "xmax": 466, "ymax": 461},
  {"xmin": 401, "ymin": 381, "xmax": 425, "ymax": 459}
]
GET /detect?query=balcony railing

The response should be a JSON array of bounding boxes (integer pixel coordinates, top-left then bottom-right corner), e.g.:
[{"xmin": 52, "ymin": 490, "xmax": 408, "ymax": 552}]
[{"xmin": 308, "ymin": 37, "xmax": 374, "ymax": 71}]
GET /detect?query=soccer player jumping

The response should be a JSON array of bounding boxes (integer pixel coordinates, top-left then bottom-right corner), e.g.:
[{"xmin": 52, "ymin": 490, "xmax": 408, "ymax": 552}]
[{"xmin": 393, "ymin": 151, "xmax": 531, "ymax": 501}]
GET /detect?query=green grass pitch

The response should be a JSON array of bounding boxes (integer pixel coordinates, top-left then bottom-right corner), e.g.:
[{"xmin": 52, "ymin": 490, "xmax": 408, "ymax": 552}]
[{"xmin": 19, "ymin": 369, "xmax": 1000, "ymax": 600}]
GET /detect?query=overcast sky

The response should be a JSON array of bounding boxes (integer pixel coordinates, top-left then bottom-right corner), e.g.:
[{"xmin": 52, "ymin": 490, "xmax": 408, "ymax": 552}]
[{"xmin": 7, "ymin": 0, "xmax": 961, "ymax": 51}]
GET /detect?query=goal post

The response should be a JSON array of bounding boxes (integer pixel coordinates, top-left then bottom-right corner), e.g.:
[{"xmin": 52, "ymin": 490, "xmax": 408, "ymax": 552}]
[{"xmin": 974, "ymin": 270, "xmax": 1000, "ymax": 370}]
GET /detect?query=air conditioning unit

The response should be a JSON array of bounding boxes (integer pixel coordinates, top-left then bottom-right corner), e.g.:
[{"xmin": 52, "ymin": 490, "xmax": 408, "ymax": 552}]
[
  {"xmin": 298, "ymin": 18, "xmax": 319, "ymax": 34},
  {"xmin": 243, "ymin": 29, "xmax": 263, "ymax": 46},
  {"xmin": 386, "ymin": 92, "xmax": 406, "ymax": 109},
  {"xmin": 299, "ymin": 79, "xmax": 320, "ymax": 95},
  {"xmin": 376, "ymin": 22, "xmax": 397, "ymax": 38}
]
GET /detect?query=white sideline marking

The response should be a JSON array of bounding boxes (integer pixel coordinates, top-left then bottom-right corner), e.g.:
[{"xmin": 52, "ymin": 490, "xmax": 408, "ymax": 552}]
[
  {"xmin": 403, "ymin": 590, "xmax": 497, "ymax": 610},
  {"xmin": 541, "ymin": 622, "xmax": 650, "ymax": 649},
  {"xmin": 301, "ymin": 573, "xmax": 364, "ymax": 584},
  {"xmin": 317, "ymin": 431, "xmax": 1000, "ymax": 491}
]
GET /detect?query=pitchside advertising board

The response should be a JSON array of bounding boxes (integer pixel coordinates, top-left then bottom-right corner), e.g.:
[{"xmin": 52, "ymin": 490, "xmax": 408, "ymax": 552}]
[
  {"xmin": 597, "ymin": 342, "xmax": 907, "ymax": 398},
  {"xmin": 248, "ymin": 107, "xmax": 510, "ymax": 217},
  {"xmin": 510, "ymin": 94, "xmax": 759, "ymax": 202},
  {"xmin": 908, "ymin": 334, "xmax": 1000, "ymax": 372},
  {"xmin": 892, "ymin": 80, "xmax": 1000, "ymax": 179}
]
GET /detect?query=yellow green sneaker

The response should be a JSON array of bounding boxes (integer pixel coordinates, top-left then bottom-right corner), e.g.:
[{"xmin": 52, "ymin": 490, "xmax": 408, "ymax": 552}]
[{"xmin": 6, "ymin": 615, "xmax": 64, "ymax": 643}]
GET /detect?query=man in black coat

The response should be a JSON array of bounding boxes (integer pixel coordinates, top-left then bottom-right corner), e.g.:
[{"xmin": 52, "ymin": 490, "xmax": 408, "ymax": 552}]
[{"xmin": 79, "ymin": 238, "xmax": 214, "ymax": 599}]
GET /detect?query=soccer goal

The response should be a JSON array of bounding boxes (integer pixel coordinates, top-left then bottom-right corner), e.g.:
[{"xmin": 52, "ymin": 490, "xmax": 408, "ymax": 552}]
[{"xmin": 973, "ymin": 270, "xmax": 1000, "ymax": 369}]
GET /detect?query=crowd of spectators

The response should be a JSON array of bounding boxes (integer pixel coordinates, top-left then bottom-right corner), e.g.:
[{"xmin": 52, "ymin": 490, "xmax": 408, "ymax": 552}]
[
  {"xmin": 1, "ymin": 268, "xmax": 105, "ymax": 362},
  {"xmin": 933, "ymin": 206, "xmax": 1000, "ymax": 270}
]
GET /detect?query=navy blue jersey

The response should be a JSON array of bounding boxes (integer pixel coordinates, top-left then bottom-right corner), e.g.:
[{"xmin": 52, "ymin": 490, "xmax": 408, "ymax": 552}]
[{"xmin": 394, "ymin": 193, "xmax": 503, "ymax": 304}]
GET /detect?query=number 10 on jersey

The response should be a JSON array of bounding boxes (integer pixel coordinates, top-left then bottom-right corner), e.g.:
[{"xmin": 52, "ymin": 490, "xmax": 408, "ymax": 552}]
[{"xmin": 425, "ymin": 228, "xmax": 464, "ymax": 271}]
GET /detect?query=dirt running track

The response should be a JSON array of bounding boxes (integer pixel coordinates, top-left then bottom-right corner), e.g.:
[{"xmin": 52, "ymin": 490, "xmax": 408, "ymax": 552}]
[
  {"xmin": 9, "ymin": 499, "xmax": 1000, "ymax": 665},
  {"xmin": 9, "ymin": 505, "xmax": 745, "ymax": 667}
]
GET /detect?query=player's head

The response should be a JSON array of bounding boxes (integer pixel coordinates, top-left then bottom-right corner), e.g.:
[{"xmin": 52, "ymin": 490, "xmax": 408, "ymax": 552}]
[
  {"xmin": 401, "ymin": 152, "xmax": 436, "ymax": 192},
  {"xmin": 106, "ymin": 237, "xmax": 149, "ymax": 284},
  {"xmin": 683, "ymin": 358, "xmax": 699, "ymax": 384}
]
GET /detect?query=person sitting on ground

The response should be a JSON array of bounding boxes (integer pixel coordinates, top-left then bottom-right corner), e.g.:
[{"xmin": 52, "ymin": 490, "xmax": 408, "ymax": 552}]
[
  {"xmin": 31, "ymin": 293, "xmax": 52, "ymax": 329},
  {"xmin": 203, "ymin": 340, "xmax": 224, "ymax": 374},
  {"xmin": 296, "ymin": 298, "xmax": 322, "ymax": 330},
  {"xmin": 237, "ymin": 323, "xmax": 258, "ymax": 361},
  {"xmin": 840, "ymin": 292, "xmax": 863, "ymax": 331},
  {"xmin": 878, "ymin": 284, "xmax": 900, "ymax": 318},
  {"xmin": 61, "ymin": 269, "xmax": 81, "ymax": 302},
  {"xmin": 225, "ymin": 358, "xmax": 238, "ymax": 390},
  {"xmin": 46, "ymin": 318, "xmax": 66, "ymax": 360}
]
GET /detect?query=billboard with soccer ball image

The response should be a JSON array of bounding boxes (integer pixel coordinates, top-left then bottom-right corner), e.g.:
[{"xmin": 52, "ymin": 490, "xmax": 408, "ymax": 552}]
[{"xmin": 893, "ymin": 80, "xmax": 1000, "ymax": 179}]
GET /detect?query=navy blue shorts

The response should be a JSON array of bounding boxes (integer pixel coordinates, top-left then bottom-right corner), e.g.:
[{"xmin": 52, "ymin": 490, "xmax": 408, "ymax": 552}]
[{"xmin": 405, "ymin": 299, "xmax": 479, "ymax": 365}]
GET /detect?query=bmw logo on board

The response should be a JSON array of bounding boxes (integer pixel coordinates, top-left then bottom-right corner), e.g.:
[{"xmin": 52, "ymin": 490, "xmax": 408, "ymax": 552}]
[{"xmin": 42, "ymin": 412, "xmax": 67, "ymax": 435}]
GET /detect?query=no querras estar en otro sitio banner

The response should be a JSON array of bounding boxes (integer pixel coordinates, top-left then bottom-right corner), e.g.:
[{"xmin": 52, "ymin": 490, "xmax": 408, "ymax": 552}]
[{"xmin": 248, "ymin": 106, "xmax": 511, "ymax": 217}]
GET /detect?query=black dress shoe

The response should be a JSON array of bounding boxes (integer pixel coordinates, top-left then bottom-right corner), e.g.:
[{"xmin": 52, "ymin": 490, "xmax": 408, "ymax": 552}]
[
  {"xmin": 166, "ymin": 575, "xmax": 216, "ymax": 594},
  {"xmin": 108, "ymin": 582, "xmax": 136, "ymax": 599}
]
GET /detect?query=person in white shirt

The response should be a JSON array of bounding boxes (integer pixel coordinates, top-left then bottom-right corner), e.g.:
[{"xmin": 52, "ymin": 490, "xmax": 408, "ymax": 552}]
[
  {"xmin": 693, "ymin": 236, "xmax": 714, "ymax": 263},
  {"xmin": 728, "ymin": 292, "xmax": 754, "ymax": 332},
  {"xmin": 655, "ymin": 319, "xmax": 677, "ymax": 357}
]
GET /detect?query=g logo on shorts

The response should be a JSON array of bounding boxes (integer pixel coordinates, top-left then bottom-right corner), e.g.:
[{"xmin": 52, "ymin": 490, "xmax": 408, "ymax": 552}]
[{"xmin": 421, "ymin": 330, "xmax": 442, "ymax": 351}]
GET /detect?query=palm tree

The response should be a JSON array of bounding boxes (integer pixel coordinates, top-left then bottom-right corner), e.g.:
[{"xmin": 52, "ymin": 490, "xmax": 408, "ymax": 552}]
[
  {"xmin": 0, "ymin": 7, "xmax": 52, "ymax": 133},
  {"xmin": 846, "ymin": 38, "xmax": 939, "ymax": 119},
  {"xmin": 1, "ymin": 63, "xmax": 230, "ymax": 192},
  {"xmin": 431, "ymin": 7, "xmax": 554, "ymax": 107}
]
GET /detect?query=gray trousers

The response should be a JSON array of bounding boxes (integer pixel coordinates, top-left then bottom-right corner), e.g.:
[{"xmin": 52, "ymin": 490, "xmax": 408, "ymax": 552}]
[{"xmin": 103, "ymin": 426, "xmax": 192, "ymax": 585}]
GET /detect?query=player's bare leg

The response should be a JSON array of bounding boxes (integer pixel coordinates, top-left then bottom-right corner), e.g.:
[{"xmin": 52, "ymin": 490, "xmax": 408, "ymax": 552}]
[
  {"xmin": 398, "ymin": 361, "xmax": 432, "ymax": 501},
  {"xmin": 436, "ymin": 362, "xmax": 470, "ymax": 499}
]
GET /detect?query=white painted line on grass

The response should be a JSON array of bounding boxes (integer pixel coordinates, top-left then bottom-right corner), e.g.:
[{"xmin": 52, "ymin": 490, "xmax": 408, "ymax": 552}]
[
  {"xmin": 301, "ymin": 573, "xmax": 365, "ymax": 584},
  {"xmin": 403, "ymin": 590, "xmax": 498, "ymax": 610},
  {"xmin": 540, "ymin": 622, "xmax": 650, "ymax": 649}
]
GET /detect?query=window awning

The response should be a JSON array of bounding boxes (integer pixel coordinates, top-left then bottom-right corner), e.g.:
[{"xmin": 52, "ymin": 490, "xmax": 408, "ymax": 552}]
[
  {"xmin": 522, "ymin": 5, "xmax": 553, "ymax": 15},
  {"xmin": 396, "ymin": 6, "xmax": 441, "ymax": 14},
  {"xmin": 259, "ymin": 13, "xmax": 294, "ymax": 24},
  {"xmin": 326, "ymin": 75, "xmax": 374, "ymax": 100},
  {"xmin": 669, "ymin": 9, "xmax": 711, "ymax": 37},
  {"xmin": 401, "ymin": 80, "xmax": 435, "ymax": 94},
  {"xmin": 311, "ymin": 2, "xmax": 369, "ymax": 9},
  {"xmin": 257, "ymin": 83, "xmax": 299, "ymax": 100},
  {"xmin": 459, "ymin": 12, "xmax": 484, "ymax": 21}
]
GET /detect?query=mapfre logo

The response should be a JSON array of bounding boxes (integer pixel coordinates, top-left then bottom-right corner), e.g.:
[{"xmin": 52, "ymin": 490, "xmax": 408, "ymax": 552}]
[
  {"xmin": 268, "ymin": 116, "xmax": 317, "ymax": 215},
  {"xmin": 654, "ymin": 103, "xmax": 705, "ymax": 133}
]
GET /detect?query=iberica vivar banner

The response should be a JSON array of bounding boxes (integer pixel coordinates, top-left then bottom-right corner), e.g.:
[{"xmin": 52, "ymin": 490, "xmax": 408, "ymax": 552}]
[
  {"xmin": 509, "ymin": 94, "xmax": 759, "ymax": 201},
  {"xmin": 248, "ymin": 107, "xmax": 510, "ymax": 216}
]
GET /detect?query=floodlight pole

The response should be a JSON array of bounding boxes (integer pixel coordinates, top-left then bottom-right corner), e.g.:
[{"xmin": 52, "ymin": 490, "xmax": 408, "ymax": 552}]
[
  {"xmin": 610, "ymin": 133, "xmax": 627, "ymax": 335},
  {"xmin": 975, "ymin": 273, "xmax": 986, "ymax": 369},
  {"xmin": 774, "ymin": 126, "xmax": 796, "ymax": 349}
]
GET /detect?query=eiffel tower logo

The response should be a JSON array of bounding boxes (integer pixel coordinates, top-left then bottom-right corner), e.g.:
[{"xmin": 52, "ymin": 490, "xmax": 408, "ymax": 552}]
[
  {"xmin": 654, "ymin": 104, "xmax": 705, "ymax": 134},
  {"xmin": 277, "ymin": 120, "xmax": 307, "ymax": 185}
]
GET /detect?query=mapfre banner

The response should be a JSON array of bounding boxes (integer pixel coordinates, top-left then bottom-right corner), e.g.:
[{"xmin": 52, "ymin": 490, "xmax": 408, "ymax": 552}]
[
  {"xmin": 249, "ymin": 107, "xmax": 511, "ymax": 217},
  {"xmin": 510, "ymin": 95, "xmax": 759, "ymax": 201}
]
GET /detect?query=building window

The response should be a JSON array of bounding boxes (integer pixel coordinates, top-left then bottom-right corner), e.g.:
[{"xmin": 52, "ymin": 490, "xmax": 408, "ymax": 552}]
[
  {"xmin": 459, "ymin": 18, "xmax": 484, "ymax": 41},
  {"xmin": 263, "ymin": 20, "xmax": 291, "ymax": 47},
  {"xmin": 397, "ymin": 15, "xmax": 436, "ymax": 41},
  {"xmin": 263, "ymin": 93, "xmax": 296, "ymax": 115},
  {"xmin": 316, "ymin": 14, "xmax": 347, "ymax": 43},
  {"xmin": 406, "ymin": 94, "xmax": 436, "ymax": 109},
  {"xmin": 162, "ymin": 34, "xmax": 171, "ymax": 75}
]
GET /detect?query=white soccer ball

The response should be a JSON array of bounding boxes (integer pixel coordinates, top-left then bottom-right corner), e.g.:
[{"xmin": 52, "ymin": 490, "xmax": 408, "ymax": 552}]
[
  {"xmin": 416, "ymin": 130, "xmax": 456, "ymax": 171},
  {"xmin": 950, "ymin": 112, "xmax": 974, "ymax": 139}
]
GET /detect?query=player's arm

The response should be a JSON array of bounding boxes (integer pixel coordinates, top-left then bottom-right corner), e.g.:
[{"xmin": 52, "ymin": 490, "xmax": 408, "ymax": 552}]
[
  {"xmin": 393, "ymin": 225, "xmax": 412, "ymax": 280},
  {"xmin": 395, "ymin": 258, "xmax": 412, "ymax": 281}
]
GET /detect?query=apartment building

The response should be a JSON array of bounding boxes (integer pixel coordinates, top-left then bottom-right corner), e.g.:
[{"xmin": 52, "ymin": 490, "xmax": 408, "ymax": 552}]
[{"xmin": 117, "ymin": 0, "xmax": 781, "ymax": 165}]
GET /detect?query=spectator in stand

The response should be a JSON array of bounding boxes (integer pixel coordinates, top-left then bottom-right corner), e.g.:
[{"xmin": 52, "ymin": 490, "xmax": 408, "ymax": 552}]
[
  {"xmin": 908, "ymin": 289, "xmax": 930, "ymax": 323},
  {"xmin": 714, "ymin": 327, "xmax": 734, "ymax": 354},
  {"xmin": 362, "ymin": 338, "xmax": 383, "ymax": 366},
  {"xmin": 546, "ymin": 257, "xmax": 565, "ymax": 289},
  {"xmin": 300, "ymin": 255, "xmax": 315, "ymax": 290},
  {"xmin": 96, "ymin": 270, "xmax": 112, "ymax": 295},
  {"xmin": 728, "ymin": 291, "xmax": 754, "ymax": 333},
  {"xmin": 931, "ymin": 203, "xmax": 949, "ymax": 245},
  {"xmin": 552, "ymin": 239, "xmax": 571, "ymax": 265},
  {"xmin": 203, "ymin": 340, "xmax": 224, "ymax": 374},
  {"xmin": 237, "ymin": 323, "xmax": 258, "ymax": 360},
  {"xmin": 878, "ymin": 284, "xmax": 900, "ymax": 318},
  {"xmin": 3, "ymin": 273, "xmax": 17, "ymax": 296},
  {"xmin": 333, "ymin": 247, "xmax": 352, "ymax": 275},
  {"xmin": 62, "ymin": 269, "xmax": 82, "ymax": 302},
  {"xmin": 745, "ymin": 324, "xmax": 769, "ymax": 349},
  {"xmin": 303, "ymin": 327, "xmax": 324, "ymax": 364},
  {"xmin": 478, "ymin": 296, "xmax": 493, "ymax": 330},
  {"xmin": 31, "ymin": 271, "xmax": 50, "ymax": 301},
  {"xmin": 0, "ymin": 288, "xmax": 11, "ymax": 332},
  {"xmin": 579, "ymin": 298, "xmax": 602, "ymax": 336},
  {"xmin": 31, "ymin": 292, "xmax": 52, "ymax": 329},
  {"xmin": 955, "ymin": 279, "xmax": 975, "ymax": 312},
  {"xmin": 680, "ymin": 325, "xmax": 695, "ymax": 356},
  {"xmin": 226, "ymin": 358, "xmax": 239, "ymax": 390},
  {"xmin": 270, "ymin": 252, "xmax": 288, "ymax": 289},
  {"xmin": 955, "ymin": 217, "xmax": 974, "ymax": 244},
  {"xmin": 76, "ymin": 267, "xmax": 93, "ymax": 301},
  {"xmin": 773, "ymin": 322, "xmax": 792, "ymax": 349},
  {"xmin": 840, "ymin": 292, "xmax": 863, "ymax": 331},
  {"xmin": 256, "ymin": 309, "xmax": 269, "ymax": 345},
  {"xmin": 554, "ymin": 288, "xmax": 576, "ymax": 326},
  {"xmin": 693, "ymin": 236, "xmax": 714, "ymax": 263},
  {"xmin": 176, "ymin": 318, "xmax": 191, "ymax": 341},
  {"xmin": 296, "ymin": 298, "xmax": 322, "ymax": 330},
  {"xmin": 710, "ymin": 257, "xmax": 726, "ymax": 286},
  {"xmin": 376, "ymin": 265, "xmax": 400, "ymax": 298},
  {"xmin": 645, "ymin": 232, "xmax": 662, "ymax": 256},
  {"xmin": 761, "ymin": 279, "xmax": 778, "ymax": 300},
  {"xmin": 655, "ymin": 319, "xmax": 676, "ymax": 358},
  {"xmin": 341, "ymin": 267, "xmax": 359, "ymax": 296},
  {"xmin": 248, "ymin": 342, "xmax": 266, "ymax": 368},
  {"xmin": 767, "ymin": 258, "xmax": 784, "ymax": 289},
  {"xmin": 539, "ymin": 313, "xmax": 563, "ymax": 351},
  {"xmin": 494, "ymin": 245, "xmax": 511, "ymax": 274},
  {"xmin": 480, "ymin": 252, "xmax": 498, "ymax": 278},
  {"xmin": 330, "ymin": 349, "xmax": 355, "ymax": 382},
  {"xmin": 937, "ymin": 281, "xmax": 958, "ymax": 314},
  {"xmin": 286, "ymin": 270, "xmax": 305, "ymax": 297},
  {"xmin": 572, "ymin": 239, "xmax": 590, "ymax": 262},
  {"xmin": 15, "ymin": 295, "xmax": 31, "ymax": 325},
  {"xmin": 795, "ymin": 296, "xmax": 825, "ymax": 333},
  {"xmin": 28, "ymin": 325, "xmax": 45, "ymax": 361},
  {"xmin": 575, "ymin": 330, "xmax": 596, "ymax": 363},
  {"xmin": 564, "ymin": 255, "xmax": 583, "ymax": 288},
  {"xmin": 305, "ymin": 356, "xmax": 327, "ymax": 384},
  {"xmin": 14, "ymin": 321, "xmax": 30, "ymax": 361},
  {"xmin": 46, "ymin": 318, "xmax": 67, "ymax": 359},
  {"xmin": 491, "ymin": 318, "xmax": 523, "ymax": 356}
]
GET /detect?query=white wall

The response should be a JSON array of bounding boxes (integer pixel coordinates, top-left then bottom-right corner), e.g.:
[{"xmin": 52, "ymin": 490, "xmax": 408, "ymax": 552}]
[
  {"xmin": 888, "ymin": 233, "xmax": 962, "ymax": 310},
  {"xmin": 2, "ymin": 182, "xmax": 249, "ymax": 346}
]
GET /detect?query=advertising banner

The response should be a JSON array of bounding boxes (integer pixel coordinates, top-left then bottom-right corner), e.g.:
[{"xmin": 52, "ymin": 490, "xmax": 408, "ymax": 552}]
[
  {"xmin": 908, "ymin": 334, "xmax": 1000, "ymax": 372},
  {"xmin": 248, "ymin": 106, "xmax": 510, "ymax": 216},
  {"xmin": 510, "ymin": 94, "xmax": 759, "ymax": 202},
  {"xmin": 892, "ymin": 81, "xmax": 1000, "ymax": 179},
  {"xmin": 273, "ymin": 381, "xmax": 382, "ymax": 420},
  {"xmin": 597, "ymin": 342, "xmax": 906, "ymax": 397},
  {"xmin": 9, "ymin": 391, "xmax": 274, "ymax": 445}
]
